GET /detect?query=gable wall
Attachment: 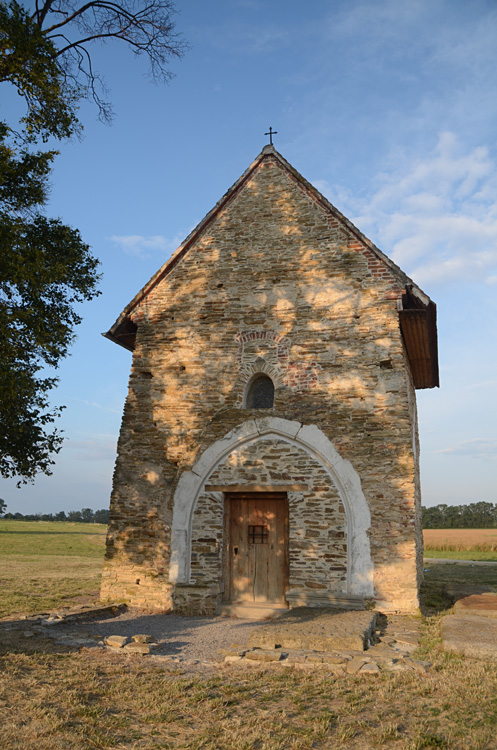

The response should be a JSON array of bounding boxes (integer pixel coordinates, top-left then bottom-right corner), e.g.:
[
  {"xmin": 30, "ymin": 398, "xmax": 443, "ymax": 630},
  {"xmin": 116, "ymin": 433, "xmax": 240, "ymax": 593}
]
[{"xmin": 101, "ymin": 155, "xmax": 422, "ymax": 612}]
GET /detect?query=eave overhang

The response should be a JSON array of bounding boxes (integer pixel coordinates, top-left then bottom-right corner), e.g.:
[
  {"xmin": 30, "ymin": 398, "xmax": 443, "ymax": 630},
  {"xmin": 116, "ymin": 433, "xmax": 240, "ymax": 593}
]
[{"xmin": 399, "ymin": 290, "xmax": 439, "ymax": 389}]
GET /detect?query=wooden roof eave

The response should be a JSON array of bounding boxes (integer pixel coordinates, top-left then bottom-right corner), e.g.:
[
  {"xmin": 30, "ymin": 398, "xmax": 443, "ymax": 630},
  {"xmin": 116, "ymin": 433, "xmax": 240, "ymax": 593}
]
[{"xmin": 399, "ymin": 299, "xmax": 439, "ymax": 389}]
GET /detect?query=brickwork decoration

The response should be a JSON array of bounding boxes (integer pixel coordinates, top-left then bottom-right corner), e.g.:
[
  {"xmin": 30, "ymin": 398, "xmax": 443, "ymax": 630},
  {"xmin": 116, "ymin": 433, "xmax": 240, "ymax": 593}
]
[{"xmin": 236, "ymin": 329, "xmax": 322, "ymax": 396}]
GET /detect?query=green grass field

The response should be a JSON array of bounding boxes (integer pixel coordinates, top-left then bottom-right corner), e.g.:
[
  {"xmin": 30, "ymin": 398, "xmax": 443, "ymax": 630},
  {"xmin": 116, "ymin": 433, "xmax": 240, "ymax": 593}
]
[
  {"xmin": 424, "ymin": 548, "xmax": 497, "ymax": 561},
  {"xmin": 0, "ymin": 520, "xmax": 106, "ymax": 617}
]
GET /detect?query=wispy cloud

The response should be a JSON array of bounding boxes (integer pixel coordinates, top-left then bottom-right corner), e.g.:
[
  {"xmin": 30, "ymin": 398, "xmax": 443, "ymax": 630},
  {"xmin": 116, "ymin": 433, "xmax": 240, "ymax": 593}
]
[
  {"xmin": 318, "ymin": 132, "xmax": 497, "ymax": 287},
  {"xmin": 66, "ymin": 435, "xmax": 118, "ymax": 462},
  {"xmin": 110, "ymin": 233, "xmax": 185, "ymax": 258},
  {"xmin": 73, "ymin": 398, "xmax": 121, "ymax": 415},
  {"xmin": 436, "ymin": 438, "xmax": 497, "ymax": 460}
]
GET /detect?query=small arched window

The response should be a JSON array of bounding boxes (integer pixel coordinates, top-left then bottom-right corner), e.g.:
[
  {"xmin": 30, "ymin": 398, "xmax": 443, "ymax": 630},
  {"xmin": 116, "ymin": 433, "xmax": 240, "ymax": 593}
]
[{"xmin": 245, "ymin": 374, "xmax": 275, "ymax": 409}]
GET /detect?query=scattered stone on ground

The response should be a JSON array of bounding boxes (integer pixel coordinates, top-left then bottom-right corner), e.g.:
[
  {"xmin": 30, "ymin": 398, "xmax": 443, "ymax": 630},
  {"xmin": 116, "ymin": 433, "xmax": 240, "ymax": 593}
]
[
  {"xmin": 245, "ymin": 649, "xmax": 283, "ymax": 662},
  {"xmin": 0, "ymin": 603, "xmax": 431, "ymax": 674},
  {"xmin": 123, "ymin": 642, "xmax": 151, "ymax": 655},
  {"xmin": 105, "ymin": 635, "xmax": 128, "ymax": 648},
  {"xmin": 132, "ymin": 634, "xmax": 156, "ymax": 644}
]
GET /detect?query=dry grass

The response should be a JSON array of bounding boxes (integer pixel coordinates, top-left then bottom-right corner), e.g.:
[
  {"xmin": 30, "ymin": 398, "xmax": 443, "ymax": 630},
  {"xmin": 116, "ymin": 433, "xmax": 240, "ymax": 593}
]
[
  {"xmin": 1, "ymin": 635, "xmax": 497, "ymax": 750},
  {"xmin": 1, "ymin": 522, "xmax": 497, "ymax": 748},
  {"xmin": 424, "ymin": 529, "xmax": 497, "ymax": 560}
]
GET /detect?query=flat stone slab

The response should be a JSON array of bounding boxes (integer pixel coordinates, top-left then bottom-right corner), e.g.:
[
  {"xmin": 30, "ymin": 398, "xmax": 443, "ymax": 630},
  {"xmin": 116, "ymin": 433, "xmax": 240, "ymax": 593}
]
[
  {"xmin": 105, "ymin": 635, "xmax": 128, "ymax": 648},
  {"xmin": 453, "ymin": 593, "xmax": 497, "ymax": 617},
  {"xmin": 248, "ymin": 607, "xmax": 377, "ymax": 652},
  {"xmin": 442, "ymin": 614, "xmax": 497, "ymax": 660}
]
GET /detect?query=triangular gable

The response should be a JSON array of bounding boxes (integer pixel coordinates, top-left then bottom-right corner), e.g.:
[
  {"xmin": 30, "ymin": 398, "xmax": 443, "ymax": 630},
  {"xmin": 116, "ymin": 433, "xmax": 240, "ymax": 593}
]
[{"xmin": 104, "ymin": 145, "xmax": 438, "ymax": 388}]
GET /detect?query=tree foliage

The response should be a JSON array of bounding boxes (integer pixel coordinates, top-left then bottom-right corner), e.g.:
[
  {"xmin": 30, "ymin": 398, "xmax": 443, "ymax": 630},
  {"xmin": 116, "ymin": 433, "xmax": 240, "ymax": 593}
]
[
  {"xmin": 0, "ymin": 2, "xmax": 81, "ymax": 140},
  {"xmin": 1, "ymin": 1, "xmax": 185, "ymax": 483},
  {"xmin": 2, "ymin": 506, "xmax": 109, "ymax": 523},
  {"xmin": 0, "ymin": 126, "xmax": 100, "ymax": 482},
  {"xmin": 422, "ymin": 502, "xmax": 497, "ymax": 529},
  {"xmin": 1, "ymin": 0, "xmax": 187, "ymax": 133}
]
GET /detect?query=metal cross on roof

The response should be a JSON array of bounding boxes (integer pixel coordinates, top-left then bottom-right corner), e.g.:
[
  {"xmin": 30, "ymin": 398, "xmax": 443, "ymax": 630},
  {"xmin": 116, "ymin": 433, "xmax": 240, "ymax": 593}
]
[{"xmin": 265, "ymin": 126, "xmax": 278, "ymax": 145}]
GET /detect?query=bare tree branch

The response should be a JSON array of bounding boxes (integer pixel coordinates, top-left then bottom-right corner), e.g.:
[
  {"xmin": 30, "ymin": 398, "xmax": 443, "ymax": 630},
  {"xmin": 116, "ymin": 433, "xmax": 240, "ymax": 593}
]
[{"xmin": 30, "ymin": 0, "xmax": 188, "ymax": 121}]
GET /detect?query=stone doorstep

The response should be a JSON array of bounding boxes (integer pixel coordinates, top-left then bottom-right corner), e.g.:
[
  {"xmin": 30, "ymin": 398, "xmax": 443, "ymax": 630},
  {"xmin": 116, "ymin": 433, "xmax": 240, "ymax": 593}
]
[{"xmin": 248, "ymin": 608, "xmax": 377, "ymax": 653}]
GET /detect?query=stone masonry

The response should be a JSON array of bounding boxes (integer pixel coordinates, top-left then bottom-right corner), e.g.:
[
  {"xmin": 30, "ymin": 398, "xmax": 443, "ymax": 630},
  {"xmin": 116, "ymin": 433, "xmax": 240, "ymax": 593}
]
[{"xmin": 100, "ymin": 145, "xmax": 438, "ymax": 614}]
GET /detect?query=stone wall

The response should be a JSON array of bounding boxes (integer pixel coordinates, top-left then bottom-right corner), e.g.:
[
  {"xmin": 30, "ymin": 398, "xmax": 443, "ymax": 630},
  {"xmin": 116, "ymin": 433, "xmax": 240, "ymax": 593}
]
[{"xmin": 101, "ymin": 151, "xmax": 422, "ymax": 613}]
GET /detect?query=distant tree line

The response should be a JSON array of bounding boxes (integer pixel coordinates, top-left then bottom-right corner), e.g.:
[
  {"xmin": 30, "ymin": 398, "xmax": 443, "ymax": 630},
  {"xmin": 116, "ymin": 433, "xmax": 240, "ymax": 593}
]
[
  {"xmin": 1, "ymin": 506, "xmax": 109, "ymax": 524},
  {"xmin": 422, "ymin": 502, "xmax": 497, "ymax": 529}
]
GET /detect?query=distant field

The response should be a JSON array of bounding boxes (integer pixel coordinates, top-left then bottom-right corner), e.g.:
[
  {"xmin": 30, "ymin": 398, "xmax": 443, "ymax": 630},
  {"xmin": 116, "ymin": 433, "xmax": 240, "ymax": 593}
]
[
  {"xmin": 424, "ymin": 528, "xmax": 497, "ymax": 560},
  {"xmin": 0, "ymin": 520, "xmax": 107, "ymax": 617}
]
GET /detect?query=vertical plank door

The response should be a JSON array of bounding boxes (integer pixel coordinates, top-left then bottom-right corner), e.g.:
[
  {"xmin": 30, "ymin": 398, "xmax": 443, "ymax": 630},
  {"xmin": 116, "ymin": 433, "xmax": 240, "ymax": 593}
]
[{"xmin": 225, "ymin": 492, "xmax": 288, "ymax": 604}]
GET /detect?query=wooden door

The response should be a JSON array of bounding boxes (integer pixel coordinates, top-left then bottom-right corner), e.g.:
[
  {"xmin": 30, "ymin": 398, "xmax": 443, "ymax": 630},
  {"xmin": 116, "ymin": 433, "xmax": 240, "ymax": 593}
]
[{"xmin": 224, "ymin": 492, "xmax": 288, "ymax": 604}]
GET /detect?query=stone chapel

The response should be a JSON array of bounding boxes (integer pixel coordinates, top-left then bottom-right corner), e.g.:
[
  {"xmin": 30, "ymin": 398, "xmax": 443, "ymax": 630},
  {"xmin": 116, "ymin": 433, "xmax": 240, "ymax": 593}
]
[{"xmin": 100, "ymin": 144, "xmax": 439, "ymax": 616}]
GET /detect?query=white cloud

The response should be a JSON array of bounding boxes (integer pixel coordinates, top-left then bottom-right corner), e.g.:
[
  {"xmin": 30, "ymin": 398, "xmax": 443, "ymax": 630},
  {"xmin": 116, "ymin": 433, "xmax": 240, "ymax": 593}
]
[
  {"xmin": 436, "ymin": 438, "xmax": 497, "ymax": 460},
  {"xmin": 318, "ymin": 132, "xmax": 497, "ymax": 288},
  {"xmin": 110, "ymin": 233, "xmax": 185, "ymax": 258}
]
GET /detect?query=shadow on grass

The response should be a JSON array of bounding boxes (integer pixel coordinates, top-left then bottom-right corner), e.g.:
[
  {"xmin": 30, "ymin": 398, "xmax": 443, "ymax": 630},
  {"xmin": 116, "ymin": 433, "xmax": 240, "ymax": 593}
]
[{"xmin": 420, "ymin": 561, "xmax": 497, "ymax": 616}]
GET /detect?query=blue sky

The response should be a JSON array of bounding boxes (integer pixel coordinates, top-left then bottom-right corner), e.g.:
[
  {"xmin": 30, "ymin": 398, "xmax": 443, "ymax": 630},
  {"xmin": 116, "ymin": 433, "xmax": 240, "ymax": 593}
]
[{"xmin": 2, "ymin": 0, "xmax": 496, "ymax": 514}]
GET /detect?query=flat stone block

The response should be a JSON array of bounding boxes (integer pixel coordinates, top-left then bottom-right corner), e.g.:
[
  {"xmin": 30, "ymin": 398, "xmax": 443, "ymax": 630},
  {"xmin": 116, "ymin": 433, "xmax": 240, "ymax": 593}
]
[
  {"xmin": 249, "ymin": 608, "xmax": 377, "ymax": 652},
  {"xmin": 367, "ymin": 643, "xmax": 402, "ymax": 660},
  {"xmin": 105, "ymin": 635, "xmax": 128, "ymax": 648},
  {"xmin": 322, "ymin": 655, "xmax": 347, "ymax": 664},
  {"xmin": 245, "ymin": 649, "xmax": 283, "ymax": 662},
  {"xmin": 346, "ymin": 657, "xmax": 367, "ymax": 674},
  {"xmin": 359, "ymin": 662, "xmax": 381, "ymax": 674},
  {"xmin": 453, "ymin": 593, "xmax": 497, "ymax": 618},
  {"xmin": 132, "ymin": 634, "xmax": 155, "ymax": 643},
  {"xmin": 123, "ymin": 642, "xmax": 151, "ymax": 655},
  {"xmin": 442, "ymin": 614, "xmax": 497, "ymax": 660},
  {"xmin": 285, "ymin": 653, "xmax": 307, "ymax": 664}
]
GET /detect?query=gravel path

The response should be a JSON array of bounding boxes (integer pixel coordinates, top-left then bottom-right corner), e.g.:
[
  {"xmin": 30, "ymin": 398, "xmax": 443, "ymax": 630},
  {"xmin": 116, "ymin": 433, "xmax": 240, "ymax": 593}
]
[{"xmin": 63, "ymin": 612, "xmax": 260, "ymax": 662}]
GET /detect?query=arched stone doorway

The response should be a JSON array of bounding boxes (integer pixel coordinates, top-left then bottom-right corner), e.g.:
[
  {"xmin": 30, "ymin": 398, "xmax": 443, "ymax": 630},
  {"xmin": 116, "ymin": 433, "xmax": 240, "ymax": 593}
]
[{"xmin": 170, "ymin": 418, "xmax": 373, "ymax": 613}]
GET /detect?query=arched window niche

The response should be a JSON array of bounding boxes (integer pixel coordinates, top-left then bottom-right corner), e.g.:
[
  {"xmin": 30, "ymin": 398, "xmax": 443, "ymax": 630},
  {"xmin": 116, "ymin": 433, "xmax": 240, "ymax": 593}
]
[{"xmin": 244, "ymin": 373, "xmax": 275, "ymax": 409}]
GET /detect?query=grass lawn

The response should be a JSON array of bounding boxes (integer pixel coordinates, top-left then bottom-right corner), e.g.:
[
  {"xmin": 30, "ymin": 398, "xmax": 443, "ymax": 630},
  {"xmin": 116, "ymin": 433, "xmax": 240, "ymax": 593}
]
[
  {"xmin": 1, "ymin": 521, "xmax": 497, "ymax": 749},
  {"xmin": 0, "ymin": 520, "xmax": 106, "ymax": 617}
]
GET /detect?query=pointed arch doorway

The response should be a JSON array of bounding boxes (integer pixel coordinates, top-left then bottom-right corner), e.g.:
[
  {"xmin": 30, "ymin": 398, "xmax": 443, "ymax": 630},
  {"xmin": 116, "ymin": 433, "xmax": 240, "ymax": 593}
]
[{"xmin": 223, "ymin": 491, "xmax": 289, "ymax": 607}]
